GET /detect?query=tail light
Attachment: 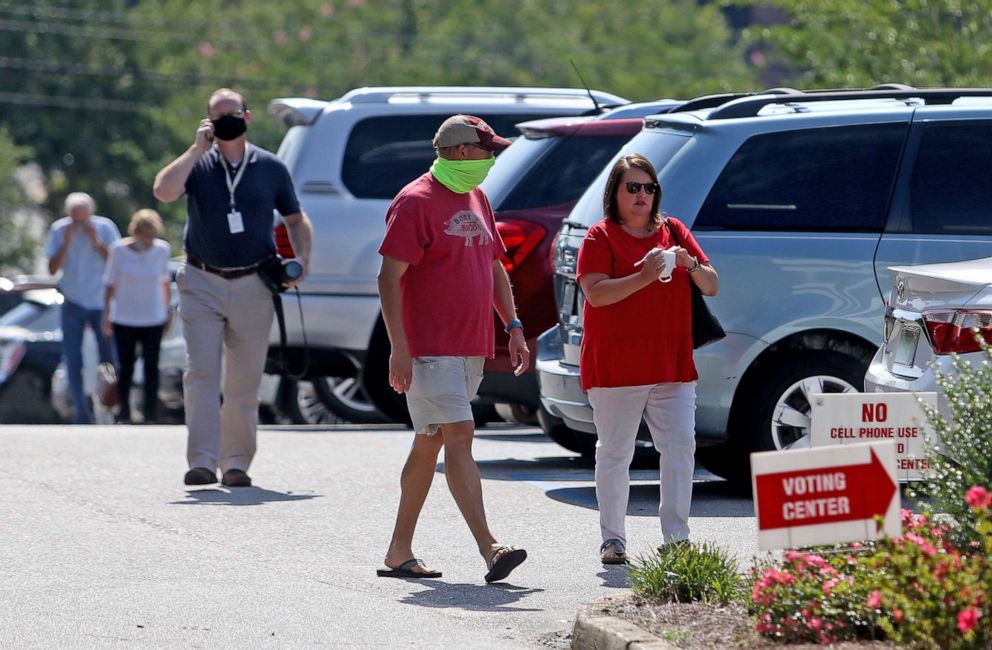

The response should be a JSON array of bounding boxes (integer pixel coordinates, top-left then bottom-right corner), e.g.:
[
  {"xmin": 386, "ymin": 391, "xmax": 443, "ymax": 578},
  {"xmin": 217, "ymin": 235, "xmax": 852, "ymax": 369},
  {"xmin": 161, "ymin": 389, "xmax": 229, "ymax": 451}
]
[
  {"xmin": 0, "ymin": 341, "xmax": 26, "ymax": 379},
  {"xmin": 496, "ymin": 219, "xmax": 545, "ymax": 274},
  {"xmin": 922, "ymin": 309, "xmax": 992, "ymax": 355},
  {"xmin": 274, "ymin": 224, "xmax": 296, "ymax": 258}
]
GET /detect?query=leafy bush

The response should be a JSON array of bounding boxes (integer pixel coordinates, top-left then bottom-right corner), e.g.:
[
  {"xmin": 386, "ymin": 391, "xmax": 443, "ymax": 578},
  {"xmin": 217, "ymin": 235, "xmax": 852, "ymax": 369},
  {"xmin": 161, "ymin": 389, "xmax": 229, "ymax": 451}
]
[
  {"xmin": 627, "ymin": 541, "xmax": 745, "ymax": 605},
  {"xmin": 748, "ymin": 547, "xmax": 886, "ymax": 644},
  {"xmin": 749, "ymin": 490, "xmax": 991, "ymax": 648},
  {"xmin": 914, "ymin": 334, "xmax": 992, "ymax": 543},
  {"xmin": 869, "ymin": 493, "xmax": 991, "ymax": 649}
]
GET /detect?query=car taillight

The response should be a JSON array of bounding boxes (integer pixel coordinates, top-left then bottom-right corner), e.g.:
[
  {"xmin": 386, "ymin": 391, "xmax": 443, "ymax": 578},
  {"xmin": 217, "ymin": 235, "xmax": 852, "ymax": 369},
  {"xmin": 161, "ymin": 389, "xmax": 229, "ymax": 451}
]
[
  {"xmin": 496, "ymin": 219, "xmax": 545, "ymax": 274},
  {"xmin": 0, "ymin": 341, "xmax": 26, "ymax": 378},
  {"xmin": 922, "ymin": 309, "xmax": 992, "ymax": 355},
  {"xmin": 274, "ymin": 224, "xmax": 296, "ymax": 258}
]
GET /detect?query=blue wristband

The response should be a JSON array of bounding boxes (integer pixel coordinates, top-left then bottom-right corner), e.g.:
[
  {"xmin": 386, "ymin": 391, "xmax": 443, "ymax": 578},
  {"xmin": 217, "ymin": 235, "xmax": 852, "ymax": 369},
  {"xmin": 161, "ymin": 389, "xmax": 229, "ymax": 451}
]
[{"xmin": 504, "ymin": 318, "xmax": 523, "ymax": 334}]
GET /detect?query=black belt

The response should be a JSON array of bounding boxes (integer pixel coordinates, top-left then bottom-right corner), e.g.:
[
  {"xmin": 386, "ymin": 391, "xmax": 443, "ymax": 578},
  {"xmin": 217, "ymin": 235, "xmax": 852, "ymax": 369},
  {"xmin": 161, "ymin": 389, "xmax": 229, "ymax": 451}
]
[{"xmin": 186, "ymin": 256, "xmax": 263, "ymax": 280}]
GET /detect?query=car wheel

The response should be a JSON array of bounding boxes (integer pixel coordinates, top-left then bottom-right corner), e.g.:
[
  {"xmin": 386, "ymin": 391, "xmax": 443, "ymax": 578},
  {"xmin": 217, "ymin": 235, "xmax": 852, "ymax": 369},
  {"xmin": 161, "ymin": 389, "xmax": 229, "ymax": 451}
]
[
  {"xmin": 0, "ymin": 368, "xmax": 60, "ymax": 424},
  {"xmin": 310, "ymin": 375, "xmax": 388, "ymax": 425},
  {"xmin": 702, "ymin": 351, "xmax": 866, "ymax": 484},
  {"xmin": 537, "ymin": 404, "xmax": 595, "ymax": 457}
]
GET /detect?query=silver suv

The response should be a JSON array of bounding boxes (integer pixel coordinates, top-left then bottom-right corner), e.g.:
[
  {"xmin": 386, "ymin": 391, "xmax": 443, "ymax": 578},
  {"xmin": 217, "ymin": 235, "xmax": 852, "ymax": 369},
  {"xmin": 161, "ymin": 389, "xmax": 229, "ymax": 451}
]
[
  {"xmin": 267, "ymin": 86, "xmax": 626, "ymax": 422},
  {"xmin": 536, "ymin": 86, "xmax": 992, "ymax": 483}
]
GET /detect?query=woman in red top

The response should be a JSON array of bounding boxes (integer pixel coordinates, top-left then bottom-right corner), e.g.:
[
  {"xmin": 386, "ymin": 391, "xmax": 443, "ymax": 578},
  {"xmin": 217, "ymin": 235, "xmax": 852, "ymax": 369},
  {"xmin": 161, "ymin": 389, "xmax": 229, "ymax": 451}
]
[{"xmin": 577, "ymin": 154, "xmax": 718, "ymax": 564}]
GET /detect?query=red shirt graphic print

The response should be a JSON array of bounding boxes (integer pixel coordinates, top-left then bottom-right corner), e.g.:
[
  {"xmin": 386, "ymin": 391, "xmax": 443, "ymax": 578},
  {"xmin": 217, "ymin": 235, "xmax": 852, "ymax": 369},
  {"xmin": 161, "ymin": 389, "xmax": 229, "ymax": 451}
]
[{"xmin": 379, "ymin": 172, "xmax": 506, "ymax": 358}]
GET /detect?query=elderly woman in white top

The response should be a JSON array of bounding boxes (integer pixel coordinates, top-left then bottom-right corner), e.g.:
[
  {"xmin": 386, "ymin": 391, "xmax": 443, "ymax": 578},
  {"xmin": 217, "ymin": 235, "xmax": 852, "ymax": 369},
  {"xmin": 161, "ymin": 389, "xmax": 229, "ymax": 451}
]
[{"xmin": 102, "ymin": 209, "xmax": 171, "ymax": 423}]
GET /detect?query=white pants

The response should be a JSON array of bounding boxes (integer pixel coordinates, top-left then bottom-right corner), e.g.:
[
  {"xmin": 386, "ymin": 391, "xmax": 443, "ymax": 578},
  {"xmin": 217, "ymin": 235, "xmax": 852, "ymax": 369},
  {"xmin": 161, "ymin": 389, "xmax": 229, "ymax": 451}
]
[{"xmin": 589, "ymin": 382, "xmax": 696, "ymax": 546}]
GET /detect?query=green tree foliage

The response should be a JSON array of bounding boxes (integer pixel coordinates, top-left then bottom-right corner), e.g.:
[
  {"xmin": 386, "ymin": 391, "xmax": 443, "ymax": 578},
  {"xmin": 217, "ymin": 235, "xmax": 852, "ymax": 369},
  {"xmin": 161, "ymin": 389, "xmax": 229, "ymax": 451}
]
[
  {"xmin": 740, "ymin": 0, "xmax": 992, "ymax": 88},
  {"xmin": 0, "ymin": 0, "xmax": 756, "ymax": 247},
  {"xmin": 0, "ymin": 128, "xmax": 39, "ymax": 274}
]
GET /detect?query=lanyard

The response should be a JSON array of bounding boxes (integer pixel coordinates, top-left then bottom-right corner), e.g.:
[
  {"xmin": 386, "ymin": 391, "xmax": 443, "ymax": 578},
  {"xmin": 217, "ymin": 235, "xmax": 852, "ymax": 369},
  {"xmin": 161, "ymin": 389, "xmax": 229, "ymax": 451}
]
[{"xmin": 220, "ymin": 144, "xmax": 251, "ymax": 211}]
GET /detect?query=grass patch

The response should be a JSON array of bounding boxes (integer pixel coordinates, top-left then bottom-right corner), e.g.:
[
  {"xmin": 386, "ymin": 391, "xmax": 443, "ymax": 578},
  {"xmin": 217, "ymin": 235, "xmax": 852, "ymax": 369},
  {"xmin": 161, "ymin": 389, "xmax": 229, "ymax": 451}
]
[{"xmin": 627, "ymin": 541, "xmax": 745, "ymax": 605}]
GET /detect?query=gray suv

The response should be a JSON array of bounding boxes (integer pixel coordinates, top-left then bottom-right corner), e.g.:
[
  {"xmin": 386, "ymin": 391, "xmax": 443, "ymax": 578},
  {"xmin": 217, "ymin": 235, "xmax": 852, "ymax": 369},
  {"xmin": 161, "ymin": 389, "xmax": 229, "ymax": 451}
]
[{"xmin": 536, "ymin": 86, "xmax": 992, "ymax": 483}]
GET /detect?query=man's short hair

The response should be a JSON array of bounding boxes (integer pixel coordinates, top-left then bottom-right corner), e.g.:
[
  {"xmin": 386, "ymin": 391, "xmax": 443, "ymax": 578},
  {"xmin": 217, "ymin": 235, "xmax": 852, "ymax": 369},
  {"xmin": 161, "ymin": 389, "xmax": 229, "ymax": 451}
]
[
  {"xmin": 208, "ymin": 88, "xmax": 248, "ymax": 114},
  {"xmin": 64, "ymin": 192, "xmax": 95, "ymax": 214}
]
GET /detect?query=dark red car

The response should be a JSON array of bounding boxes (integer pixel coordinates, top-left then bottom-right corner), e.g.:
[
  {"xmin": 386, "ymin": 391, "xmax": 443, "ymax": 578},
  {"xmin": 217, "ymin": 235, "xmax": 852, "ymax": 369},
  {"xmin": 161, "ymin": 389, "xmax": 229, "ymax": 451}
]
[{"xmin": 477, "ymin": 115, "xmax": 653, "ymax": 416}]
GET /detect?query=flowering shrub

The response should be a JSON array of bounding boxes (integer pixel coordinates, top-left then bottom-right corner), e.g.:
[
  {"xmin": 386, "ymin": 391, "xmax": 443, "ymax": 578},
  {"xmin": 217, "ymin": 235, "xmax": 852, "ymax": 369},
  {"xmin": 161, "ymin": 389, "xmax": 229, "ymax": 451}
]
[
  {"xmin": 869, "ymin": 492, "xmax": 991, "ymax": 649},
  {"xmin": 750, "ymin": 488, "xmax": 991, "ymax": 647},
  {"xmin": 748, "ymin": 546, "xmax": 886, "ymax": 644},
  {"xmin": 914, "ymin": 334, "xmax": 992, "ymax": 545}
]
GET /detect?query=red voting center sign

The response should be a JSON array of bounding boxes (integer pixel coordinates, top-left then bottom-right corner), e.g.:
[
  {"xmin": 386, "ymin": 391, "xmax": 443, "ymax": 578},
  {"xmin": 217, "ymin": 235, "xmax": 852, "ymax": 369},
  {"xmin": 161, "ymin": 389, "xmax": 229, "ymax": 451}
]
[
  {"xmin": 755, "ymin": 448, "xmax": 896, "ymax": 530},
  {"xmin": 751, "ymin": 441, "xmax": 901, "ymax": 551}
]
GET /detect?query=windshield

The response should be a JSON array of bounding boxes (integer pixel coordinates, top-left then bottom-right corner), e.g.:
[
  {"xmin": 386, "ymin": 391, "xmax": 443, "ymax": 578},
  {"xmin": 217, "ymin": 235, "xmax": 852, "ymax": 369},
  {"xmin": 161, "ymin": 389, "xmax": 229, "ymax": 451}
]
[
  {"xmin": 569, "ymin": 129, "xmax": 692, "ymax": 228},
  {"xmin": 481, "ymin": 136, "xmax": 554, "ymax": 207}
]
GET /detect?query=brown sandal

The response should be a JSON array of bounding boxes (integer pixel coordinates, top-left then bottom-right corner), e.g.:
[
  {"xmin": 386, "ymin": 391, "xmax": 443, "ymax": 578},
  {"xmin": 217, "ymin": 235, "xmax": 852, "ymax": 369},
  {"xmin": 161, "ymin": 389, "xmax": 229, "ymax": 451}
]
[
  {"xmin": 600, "ymin": 539, "xmax": 628, "ymax": 565},
  {"xmin": 485, "ymin": 545, "xmax": 527, "ymax": 583}
]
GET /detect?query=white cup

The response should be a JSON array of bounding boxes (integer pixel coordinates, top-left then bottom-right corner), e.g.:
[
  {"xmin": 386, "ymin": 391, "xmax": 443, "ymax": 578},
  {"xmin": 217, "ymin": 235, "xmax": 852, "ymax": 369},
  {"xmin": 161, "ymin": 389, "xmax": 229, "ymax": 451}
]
[{"xmin": 658, "ymin": 248, "xmax": 677, "ymax": 282}]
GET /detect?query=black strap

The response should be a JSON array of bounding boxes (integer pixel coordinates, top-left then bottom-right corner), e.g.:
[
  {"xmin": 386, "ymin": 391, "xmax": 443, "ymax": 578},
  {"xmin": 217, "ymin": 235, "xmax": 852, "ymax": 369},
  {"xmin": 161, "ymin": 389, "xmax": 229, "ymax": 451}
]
[{"xmin": 271, "ymin": 288, "xmax": 309, "ymax": 380}]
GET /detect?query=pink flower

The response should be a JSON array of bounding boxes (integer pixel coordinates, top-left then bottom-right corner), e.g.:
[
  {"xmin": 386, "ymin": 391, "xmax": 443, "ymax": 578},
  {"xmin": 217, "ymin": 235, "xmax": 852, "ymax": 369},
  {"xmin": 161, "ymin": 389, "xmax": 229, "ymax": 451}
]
[
  {"xmin": 965, "ymin": 485, "xmax": 992, "ymax": 510},
  {"xmin": 807, "ymin": 616, "xmax": 823, "ymax": 631},
  {"xmin": 893, "ymin": 609, "xmax": 904, "ymax": 623},
  {"xmin": 822, "ymin": 579, "xmax": 839, "ymax": 595},
  {"xmin": 867, "ymin": 590, "xmax": 883, "ymax": 609},
  {"xmin": 958, "ymin": 608, "xmax": 981, "ymax": 633},
  {"xmin": 198, "ymin": 41, "xmax": 215, "ymax": 59}
]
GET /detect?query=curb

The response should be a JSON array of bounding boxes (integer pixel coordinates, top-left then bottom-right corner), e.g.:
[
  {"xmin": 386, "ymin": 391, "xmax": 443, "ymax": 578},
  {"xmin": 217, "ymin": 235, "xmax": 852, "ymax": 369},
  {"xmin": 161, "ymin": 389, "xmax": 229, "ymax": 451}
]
[{"xmin": 571, "ymin": 598, "xmax": 677, "ymax": 650}]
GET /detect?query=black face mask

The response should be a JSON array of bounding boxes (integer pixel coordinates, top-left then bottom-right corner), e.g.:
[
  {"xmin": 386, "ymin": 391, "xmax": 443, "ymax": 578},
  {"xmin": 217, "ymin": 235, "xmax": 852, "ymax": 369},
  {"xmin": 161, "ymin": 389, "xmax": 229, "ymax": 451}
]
[{"xmin": 211, "ymin": 114, "xmax": 247, "ymax": 141}]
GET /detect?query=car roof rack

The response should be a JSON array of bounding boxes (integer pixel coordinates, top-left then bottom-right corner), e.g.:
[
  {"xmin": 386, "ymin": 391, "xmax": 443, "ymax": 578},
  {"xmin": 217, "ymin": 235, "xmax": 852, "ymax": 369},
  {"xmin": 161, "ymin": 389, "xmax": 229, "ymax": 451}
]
[
  {"xmin": 708, "ymin": 87, "xmax": 992, "ymax": 120},
  {"xmin": 339, "ymin": 86, "xmax": 629, "ymax": 106},
  {"xmin": 676, "ymin": 88, "xmax": 802, "ymax": 113}
]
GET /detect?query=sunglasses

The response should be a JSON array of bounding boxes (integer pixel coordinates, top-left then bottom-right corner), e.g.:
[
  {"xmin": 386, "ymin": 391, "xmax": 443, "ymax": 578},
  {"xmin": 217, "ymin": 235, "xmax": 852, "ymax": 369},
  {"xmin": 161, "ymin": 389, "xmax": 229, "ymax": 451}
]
[{"xmin": 624, "ymin": 182, "xmax": 659, "ymax": 195}]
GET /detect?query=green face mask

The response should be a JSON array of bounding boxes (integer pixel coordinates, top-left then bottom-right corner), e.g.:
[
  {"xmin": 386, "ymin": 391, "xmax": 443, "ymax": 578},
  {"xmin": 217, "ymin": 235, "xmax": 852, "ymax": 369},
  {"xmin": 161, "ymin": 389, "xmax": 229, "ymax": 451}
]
[{"xmin": 430, "ymin": 156, "xmax": 495, "ymax": 194}]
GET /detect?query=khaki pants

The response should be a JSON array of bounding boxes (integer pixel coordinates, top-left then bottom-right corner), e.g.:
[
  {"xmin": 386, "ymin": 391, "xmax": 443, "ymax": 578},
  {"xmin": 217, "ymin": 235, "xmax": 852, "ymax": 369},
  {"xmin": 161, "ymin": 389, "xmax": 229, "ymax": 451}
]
[
  {"xmin": 177, "ymin": 263, "xmax": 274, "ymax": 473},
  {"xmin": 588, "ymin": 382, "xmax": 697, "ymax": 545}
]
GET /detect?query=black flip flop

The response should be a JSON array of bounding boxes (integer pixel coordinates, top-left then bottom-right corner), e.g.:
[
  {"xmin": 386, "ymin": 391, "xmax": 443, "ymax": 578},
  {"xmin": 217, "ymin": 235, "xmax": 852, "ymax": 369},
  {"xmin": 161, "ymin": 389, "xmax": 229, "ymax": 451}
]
[
  {"xmin": 376, "ymin": 558, "xmax": 442, "ymax": 579},
  {"xmin": 484, "ymin": 546, "xmax": 527, "ymax": 583}
]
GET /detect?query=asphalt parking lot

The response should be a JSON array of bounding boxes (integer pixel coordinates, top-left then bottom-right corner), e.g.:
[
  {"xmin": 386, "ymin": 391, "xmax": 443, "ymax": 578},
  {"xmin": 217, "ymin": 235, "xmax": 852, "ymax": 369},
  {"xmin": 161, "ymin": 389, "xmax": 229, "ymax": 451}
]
[{"xmin": 0, "ymin": 423, "xmax": 759, "ymax": 648}]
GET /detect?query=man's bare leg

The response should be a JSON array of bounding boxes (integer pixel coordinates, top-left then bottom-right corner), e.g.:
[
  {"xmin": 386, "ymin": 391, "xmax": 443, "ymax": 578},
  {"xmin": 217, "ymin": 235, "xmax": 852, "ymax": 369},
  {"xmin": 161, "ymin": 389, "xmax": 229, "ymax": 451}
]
[
  {"xmin": 384, "ymin": 432, "xmax": 444, "ymax": 573},
  {"xmin": 440, "ymin": 420, "xmax": 500, "ymax": 562}
]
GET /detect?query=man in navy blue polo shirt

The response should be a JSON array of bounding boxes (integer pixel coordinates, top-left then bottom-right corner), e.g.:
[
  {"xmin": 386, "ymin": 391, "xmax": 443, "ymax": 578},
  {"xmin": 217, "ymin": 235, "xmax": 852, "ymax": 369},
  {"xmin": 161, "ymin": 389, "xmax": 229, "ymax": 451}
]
[{"xmin": 154, "ymin": 88, "xmax": 312, "ymax": 488}]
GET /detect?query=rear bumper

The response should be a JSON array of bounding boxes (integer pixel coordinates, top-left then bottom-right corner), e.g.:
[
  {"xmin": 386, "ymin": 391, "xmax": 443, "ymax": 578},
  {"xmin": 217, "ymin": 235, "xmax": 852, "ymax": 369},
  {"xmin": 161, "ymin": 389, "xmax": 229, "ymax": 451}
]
[{"xmin": 536, "ymin": 326, "xmax": 758, "ymax": 444}]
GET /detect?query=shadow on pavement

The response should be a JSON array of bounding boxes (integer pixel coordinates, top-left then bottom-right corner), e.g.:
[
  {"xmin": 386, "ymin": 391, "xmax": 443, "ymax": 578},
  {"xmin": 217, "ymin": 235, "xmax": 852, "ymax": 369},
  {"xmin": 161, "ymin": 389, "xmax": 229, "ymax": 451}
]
[
  {"xmin": 597, "ymin": 565, "xmax": 630, "ymax": 589},
  {"xmin": 399, "ymin": 581, "xmax": 544, "ymax": 612},
  {"xmin": 474, "ymin": 431, "xmax": 551, "ymax": 443},
  {"xmin": 170, "ymin": 487, "xmax": 322, "ymax": 506},
  {"xmin": 545, "ymin": 481, "xmax": 753, "ymax": 518},
  {"xmin": 471, "ymin": 456, "xmax": 595, "ymax": 482}
]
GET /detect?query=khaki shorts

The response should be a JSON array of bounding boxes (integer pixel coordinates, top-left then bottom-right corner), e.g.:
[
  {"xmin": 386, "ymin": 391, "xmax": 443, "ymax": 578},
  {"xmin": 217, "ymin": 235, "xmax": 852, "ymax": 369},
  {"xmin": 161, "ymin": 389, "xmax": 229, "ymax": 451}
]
[{"xmin": 406, "ymin": 356, "xmax": 485, "ymax": 435}]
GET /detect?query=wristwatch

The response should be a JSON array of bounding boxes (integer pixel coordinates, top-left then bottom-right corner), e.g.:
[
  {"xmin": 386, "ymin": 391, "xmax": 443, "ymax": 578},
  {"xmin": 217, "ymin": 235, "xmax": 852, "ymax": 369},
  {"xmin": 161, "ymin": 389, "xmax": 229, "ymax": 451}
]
[
  {"xmin": 504, "ymin": 318, "xmax": 523, "ymax": 334},
  {"xmin": 687, "ymin": 257, "xmax": 702, "ymax": 273}
]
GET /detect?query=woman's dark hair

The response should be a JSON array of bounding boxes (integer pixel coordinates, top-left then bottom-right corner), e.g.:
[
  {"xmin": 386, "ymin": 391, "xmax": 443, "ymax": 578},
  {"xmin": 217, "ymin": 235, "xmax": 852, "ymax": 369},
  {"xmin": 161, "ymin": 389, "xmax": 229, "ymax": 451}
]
[{"xmin": 602, "ymin": 153, "xmax": 663, "ymax": 226}]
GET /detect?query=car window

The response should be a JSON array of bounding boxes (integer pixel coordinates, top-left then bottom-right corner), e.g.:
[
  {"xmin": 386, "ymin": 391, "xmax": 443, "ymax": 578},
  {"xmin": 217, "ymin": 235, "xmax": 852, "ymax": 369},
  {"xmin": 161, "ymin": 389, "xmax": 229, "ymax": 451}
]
[
  {"xmin": 695, "ymin": 124, "xmax": 906, "ymax": 232},
  {"xmin": 341, "ymin": 114, "xmax": 550, "ymax": 200},
  {"xmin": 498, "ymin": 134, "xmax": 632, "ymax": 211},
  {"xmin": 571, "ymin": 130, "xmax": 692, "ymax": 227},
  {"xmin": 907, "ymin": 123, "xmax": 992, "ymax": 236},
  {"xmin": 481, "ymin": 136, "xmax": 553, "ymax": 206}
]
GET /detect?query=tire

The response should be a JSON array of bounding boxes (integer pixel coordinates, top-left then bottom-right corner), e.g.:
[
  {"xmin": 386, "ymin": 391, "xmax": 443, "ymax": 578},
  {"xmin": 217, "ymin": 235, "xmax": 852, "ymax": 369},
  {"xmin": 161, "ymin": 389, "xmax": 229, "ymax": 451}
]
[
  {"xmin": 363, "ymin": 321, "xmax": 413, "ymax": 426},
  {"xmin": 537, "ymin": 404, "xmax": 596, "ymax": 457},
  {"xmin": 272, "ymin": 379, "xmax": 344, "ymax": 425},
  {"xmin": 702, "ymin": 351, "xmax": 866, "ymax": 485},
  {"xmin": 310, "ymin": 375, "xmax": 388, "ymax": 425},
  {"xmin": 0, "ymin": 368, "xmax": 60, "ymax": 424}
]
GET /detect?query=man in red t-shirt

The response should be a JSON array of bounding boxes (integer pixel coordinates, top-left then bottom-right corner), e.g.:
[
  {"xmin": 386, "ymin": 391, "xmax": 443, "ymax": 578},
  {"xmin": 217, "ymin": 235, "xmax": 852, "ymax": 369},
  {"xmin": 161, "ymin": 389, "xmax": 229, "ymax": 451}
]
[{"xmin": 375, "ymin": 115, "xmax": 530, "ymax": 583}]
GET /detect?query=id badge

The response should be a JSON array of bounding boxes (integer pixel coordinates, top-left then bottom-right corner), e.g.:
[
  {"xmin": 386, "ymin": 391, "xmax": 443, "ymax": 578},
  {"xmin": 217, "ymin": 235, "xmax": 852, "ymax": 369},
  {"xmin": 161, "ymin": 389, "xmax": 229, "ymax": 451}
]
[{"xmin": 227, "ymin": 210, "xmax": 245, "ymax": 234}]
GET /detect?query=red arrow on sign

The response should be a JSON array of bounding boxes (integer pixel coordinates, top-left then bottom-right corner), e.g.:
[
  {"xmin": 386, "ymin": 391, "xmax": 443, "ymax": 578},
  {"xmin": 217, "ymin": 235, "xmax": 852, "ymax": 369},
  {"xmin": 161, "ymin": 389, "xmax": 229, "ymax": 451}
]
[{"xmin": 755, "ymin": 448, "xmax": 897, "ymax": 531}]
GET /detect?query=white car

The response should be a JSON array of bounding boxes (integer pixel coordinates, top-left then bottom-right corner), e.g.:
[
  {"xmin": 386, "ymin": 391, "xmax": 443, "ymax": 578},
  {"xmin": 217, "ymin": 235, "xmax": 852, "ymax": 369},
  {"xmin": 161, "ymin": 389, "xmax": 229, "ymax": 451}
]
[{"xmin": 864, "ymin": 256, "xmax": 992, "ymax": 413}]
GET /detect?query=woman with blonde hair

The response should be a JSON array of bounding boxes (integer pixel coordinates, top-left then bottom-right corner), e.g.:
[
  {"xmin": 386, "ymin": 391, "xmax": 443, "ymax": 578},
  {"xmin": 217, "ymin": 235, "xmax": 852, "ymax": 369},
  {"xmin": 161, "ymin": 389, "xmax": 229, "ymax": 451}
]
[
  {"xmin": 577, "ymin": 154, "xmax": 718, "ymax": 563},
  {"xmin": 102, "ymin": 209, "xmax": 171, "ymax": 423}
]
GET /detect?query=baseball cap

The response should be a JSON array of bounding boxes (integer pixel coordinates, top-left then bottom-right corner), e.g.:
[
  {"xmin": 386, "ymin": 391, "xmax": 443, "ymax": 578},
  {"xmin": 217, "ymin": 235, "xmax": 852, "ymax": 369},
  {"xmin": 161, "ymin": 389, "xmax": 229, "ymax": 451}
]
[{"xmin": 432, "ymin": 114, "xmax": 512, "ymax": 153}]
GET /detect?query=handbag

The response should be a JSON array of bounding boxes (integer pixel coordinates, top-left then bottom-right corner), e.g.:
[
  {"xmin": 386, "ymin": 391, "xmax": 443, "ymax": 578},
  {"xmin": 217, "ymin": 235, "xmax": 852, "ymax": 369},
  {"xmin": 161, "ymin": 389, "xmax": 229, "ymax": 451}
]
[
  {"xmin": 96, "ymin": 362, "xmax": 119, "ymax": 408},
  {"xmin": 664, "ymin": 217, "xmax": 726, "ymax": 349}
]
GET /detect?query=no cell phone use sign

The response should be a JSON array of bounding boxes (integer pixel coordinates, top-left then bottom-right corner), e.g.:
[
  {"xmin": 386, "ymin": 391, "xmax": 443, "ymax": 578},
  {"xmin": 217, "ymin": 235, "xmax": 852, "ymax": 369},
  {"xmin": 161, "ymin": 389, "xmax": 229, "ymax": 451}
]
[
  {"xmin": 810, "ymin": 392, "xmax": 938, "ymax": 481},
  {"xmin": 752, "ymin": 441, "xmax": 901, "ymax": 551}
]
